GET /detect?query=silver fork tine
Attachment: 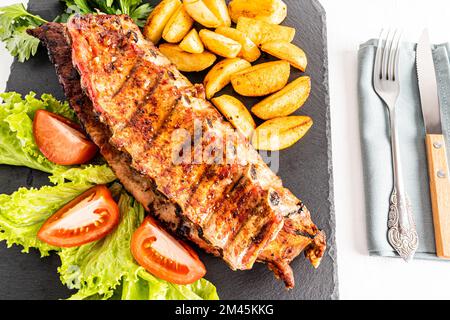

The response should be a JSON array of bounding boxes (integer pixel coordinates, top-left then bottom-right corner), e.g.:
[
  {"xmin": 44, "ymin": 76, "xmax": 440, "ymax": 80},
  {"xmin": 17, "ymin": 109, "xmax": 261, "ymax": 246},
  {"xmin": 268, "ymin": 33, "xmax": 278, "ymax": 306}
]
[
  {"xmin": 374, "ymin": 29, "xmax": 385, "ymax": 81},
  {"xmin": 381, "ymin": 29, "xmax": 392, "ymax": 80},
  {"xmin": 393, "ymin": 30, "xmax": 402, "ymax": 81},
  {"xmin": 388, "ymin": 29, "xmax": 399, "ymax": 81}
]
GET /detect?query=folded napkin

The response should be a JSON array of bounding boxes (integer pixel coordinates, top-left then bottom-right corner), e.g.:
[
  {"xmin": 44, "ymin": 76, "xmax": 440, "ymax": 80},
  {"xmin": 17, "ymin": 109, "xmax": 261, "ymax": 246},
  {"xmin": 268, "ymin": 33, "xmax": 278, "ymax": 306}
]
[{"xmin": 358, "ymin": 40, "xmax": 450, "ymax": 259}]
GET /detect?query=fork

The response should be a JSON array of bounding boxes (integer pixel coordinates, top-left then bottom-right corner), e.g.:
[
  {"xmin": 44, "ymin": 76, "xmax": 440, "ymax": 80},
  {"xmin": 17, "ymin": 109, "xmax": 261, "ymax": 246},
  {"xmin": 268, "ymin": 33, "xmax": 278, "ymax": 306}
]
[{"xmin": 373, "ymin": 29, "xmax": 419, "ymax": 261}]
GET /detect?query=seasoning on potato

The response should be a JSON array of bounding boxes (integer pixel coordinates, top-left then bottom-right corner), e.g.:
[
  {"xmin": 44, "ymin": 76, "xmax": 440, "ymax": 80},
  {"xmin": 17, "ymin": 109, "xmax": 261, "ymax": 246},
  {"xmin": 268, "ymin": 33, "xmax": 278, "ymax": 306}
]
[
  {"xmin": 179, "ymin": 29, "xmax": 204, "ymax": 53},
  {"xmin": 231, "ymin": 60, "xmax": 290, "ymax": 97},
  {"xmin": 143, "ymin": 0, "xmax": 182, "ymax": 44},
  {"xmin": 204, "ymin": 0, "xmax": 231, "ymax": 27},
  {"xmin": 261, "ymin": 41, "xmax": 308, "ymax": 71},
  {"xmin": 162, "ymin": 6, "xmax": 194, "ymax": 43},
  {"xmin": 199, "ymin": 29, "xmax": 242, "ymax": 58},
  {"xmin": 204, "ymin": 58, "xmax": 251, "ymax": 99},
  {"xmin": 251, "ymin": 116, "xmax": 313, "ymax": 151},
  {"xmin": 252, "ymin": 76, "xmax": 311, "ymax": 120},
  {"xmin": 183, "ymin": 0, "xmax": 222, "ymax": 28},
  {"xmin": 159, "ymin": 43, "xmax": 217, "ymax": 72},
  {"xmin": 212, "ymin": 95, "xmax": 256, "ymax": 139},
  {"xmin": 228, "ymin": 0, "xmax": 287, "ymax": 25},
  {"xmin": 236, "ymin": 17, "xmax": 295, "ymax": 46},
  {"xmin": 215, "ymin": 27, "xmax": 261, "ymax": 62}
]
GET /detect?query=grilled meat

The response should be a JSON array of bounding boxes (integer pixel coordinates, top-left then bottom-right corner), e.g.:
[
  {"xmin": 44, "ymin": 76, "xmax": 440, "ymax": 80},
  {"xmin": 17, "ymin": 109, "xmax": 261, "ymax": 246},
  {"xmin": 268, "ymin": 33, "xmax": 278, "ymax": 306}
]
[{"xmin": 29, "ymin": 16, "xmax": 326, "ymax": 289}]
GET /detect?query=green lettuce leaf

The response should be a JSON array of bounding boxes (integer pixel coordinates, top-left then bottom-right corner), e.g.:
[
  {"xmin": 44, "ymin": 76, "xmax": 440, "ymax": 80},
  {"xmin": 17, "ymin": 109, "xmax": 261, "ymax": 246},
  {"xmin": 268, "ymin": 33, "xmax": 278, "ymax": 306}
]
[
  {"xmin": 0, "ymin": 182, "xmax": 93, "ymax": 256},
  {"xmin": 0, "ymin": 92, "xmax": 75, "ymax": 173},
  {"xmin": 59, "ymin": 190, "xmax": 219, "ymax": 300},
  {"xmin": 49, "ymin": 164, "xmax": 116, "ymax": 185}
]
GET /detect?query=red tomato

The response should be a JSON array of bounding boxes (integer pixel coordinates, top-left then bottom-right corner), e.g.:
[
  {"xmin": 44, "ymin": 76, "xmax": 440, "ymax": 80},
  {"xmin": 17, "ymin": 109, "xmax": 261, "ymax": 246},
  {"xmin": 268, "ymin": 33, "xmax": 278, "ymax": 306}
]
[
  {"xmin": 38, "ymin": 185, "xmax": 119, "ymax": 248},
  {"xmin": 33, "ymin": 110, "xmax": 98, "ymax": 165},
  {"xmin": 131, "ymin": 217, "xmax": 206, "ymax": 284}
]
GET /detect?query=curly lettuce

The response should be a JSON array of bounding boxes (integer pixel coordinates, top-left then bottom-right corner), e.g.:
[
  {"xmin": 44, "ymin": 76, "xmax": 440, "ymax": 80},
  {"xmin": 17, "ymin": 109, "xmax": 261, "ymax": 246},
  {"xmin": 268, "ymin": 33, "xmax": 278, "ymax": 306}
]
[
  {"xmin": 0, "ymin": 92, "xmax": 76, "ymax": 173},
  {"xmin": 0, "ymin": 182, "xmax": 93, "ymax": 256},
  {"xmin": 59, "ymin": 190, "xmax": 218, "ymax": 300},
  {"xmin": 0, "ymin": 183, "xmax": 218, "ymax": 300},
  {"xmin": 0, "ymin": 162, "xmax": 116, "ymax": 257}
]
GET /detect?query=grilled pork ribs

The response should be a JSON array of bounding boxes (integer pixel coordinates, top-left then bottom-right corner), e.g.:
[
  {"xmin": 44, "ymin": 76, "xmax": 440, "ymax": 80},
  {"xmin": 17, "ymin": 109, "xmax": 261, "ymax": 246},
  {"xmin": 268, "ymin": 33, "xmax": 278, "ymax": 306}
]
[{"xmin": 29, "ymin": 14, "xmax": 326, "ymax": 288}]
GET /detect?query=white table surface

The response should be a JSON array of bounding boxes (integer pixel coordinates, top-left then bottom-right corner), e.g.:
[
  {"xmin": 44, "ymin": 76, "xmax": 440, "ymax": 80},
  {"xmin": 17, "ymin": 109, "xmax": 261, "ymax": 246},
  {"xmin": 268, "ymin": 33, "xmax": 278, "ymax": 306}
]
[{"xmin": 2, "ymin": 0, "xmax": 450, "ymax": 300}]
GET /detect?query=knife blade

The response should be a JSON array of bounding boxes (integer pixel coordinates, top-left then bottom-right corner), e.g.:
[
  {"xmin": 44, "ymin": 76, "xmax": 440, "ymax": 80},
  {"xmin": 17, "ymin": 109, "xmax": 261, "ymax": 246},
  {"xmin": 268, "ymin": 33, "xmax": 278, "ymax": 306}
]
[{"xmin": 416, "ymin": 29, "xmax": 450, "ymax": 259}]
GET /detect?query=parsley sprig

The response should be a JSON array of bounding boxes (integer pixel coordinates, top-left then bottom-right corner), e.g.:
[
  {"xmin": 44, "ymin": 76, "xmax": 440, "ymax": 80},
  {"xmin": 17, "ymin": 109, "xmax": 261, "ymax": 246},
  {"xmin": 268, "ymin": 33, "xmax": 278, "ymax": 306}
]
[
  {"xmin": 0, "ymin": 4, "xmax": 47, "ymax": 62},
  {"xmin": 57, "ymin": 1, "xmax": 153, "ymax": 27},
  {"xmin": 0, "ymin": 1, "xmax": 153, "ymax": 62}
]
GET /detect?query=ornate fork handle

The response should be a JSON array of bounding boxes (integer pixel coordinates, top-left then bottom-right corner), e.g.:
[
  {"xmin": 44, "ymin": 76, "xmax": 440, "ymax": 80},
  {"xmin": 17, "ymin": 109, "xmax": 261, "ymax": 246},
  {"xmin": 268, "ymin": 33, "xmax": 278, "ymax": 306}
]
[
  {"xmin": 387, "ymin": 188, "xmax": 419, "ymax": 261},
  {"xmin": 386, "ymin": 108, "xmax": 419, "ymax": 261}
]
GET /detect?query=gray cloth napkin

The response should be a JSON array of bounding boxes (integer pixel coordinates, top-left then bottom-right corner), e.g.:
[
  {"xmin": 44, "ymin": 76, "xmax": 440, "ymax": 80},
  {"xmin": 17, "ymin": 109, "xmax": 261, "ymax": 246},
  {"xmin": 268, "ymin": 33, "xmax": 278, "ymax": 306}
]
[{"xmin": 358, "ymin": 40, "xmax": 450, "ymax": 259}]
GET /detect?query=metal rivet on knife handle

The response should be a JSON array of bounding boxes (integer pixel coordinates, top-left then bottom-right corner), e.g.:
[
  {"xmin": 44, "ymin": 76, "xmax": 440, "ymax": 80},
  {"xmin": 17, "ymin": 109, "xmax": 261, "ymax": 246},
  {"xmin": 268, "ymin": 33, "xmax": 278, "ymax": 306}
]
[{"xmin": 437, "ymin": 170, "xmax": 447, "ymax": 179}]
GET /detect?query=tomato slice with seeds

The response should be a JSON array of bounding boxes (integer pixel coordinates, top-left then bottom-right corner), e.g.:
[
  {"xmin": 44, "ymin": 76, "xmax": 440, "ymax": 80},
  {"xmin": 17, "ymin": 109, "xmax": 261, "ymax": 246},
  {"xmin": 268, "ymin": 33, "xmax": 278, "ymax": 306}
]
[
  {"xmin": 38, "ymin": 185, "xmax": 119, "ymax": 248},
  {"xmin": 33, "ymin": 110, "xmax": 98, "ymax": 165},
  {"xmin": 131, "ymin": 217, "xmax": 206, "ymax": 284}
]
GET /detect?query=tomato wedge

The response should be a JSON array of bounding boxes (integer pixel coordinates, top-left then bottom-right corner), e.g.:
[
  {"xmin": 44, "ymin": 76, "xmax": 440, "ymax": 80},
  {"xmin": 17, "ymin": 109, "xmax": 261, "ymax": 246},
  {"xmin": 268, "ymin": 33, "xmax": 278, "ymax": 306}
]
[
  {"xmin": 33, "ymin": 110, "xmax": 98, "ymax": 165},
  {"xmin": 131, "ymin": 217, "xmax": 206, "ymax": 284},
  {"xmin": 38, "ymin": 185, "xmax": 119, "ymax": 248}
]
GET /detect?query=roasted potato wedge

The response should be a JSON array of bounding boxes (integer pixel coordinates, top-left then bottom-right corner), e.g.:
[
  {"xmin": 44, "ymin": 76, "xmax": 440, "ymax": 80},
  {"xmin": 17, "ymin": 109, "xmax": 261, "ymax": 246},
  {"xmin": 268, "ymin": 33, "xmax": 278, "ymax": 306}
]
[
  {"xmin": 228, "ymin": 0, "xmax": 287, "ymax": 25},
  {"xmin": 179, "ymin": 29, "xmax": 204, "ymax": 53},
  {"xmin": 143, "ymin": 0, "xmax": 182, "ymax": 44},
  {"xmin": 162, "ymin": 6, "xmax": 194, "ymax": 43},
  {"xmin": 236, "ymin": 17, "xmax": 295, "ymax": 46},
  {"xmin": 159, "ymin": 43, "xmax": 216, "ymax": 72},
  {"xmin": 252, "ymin": 76, "xmax": 311, "ymax": 120},
  {"xmin": 261, "ymin": 41, "xmax": 307, "ymax": 71},
  {"xmin": 215, "ymin": 27, "xmax": 261, "ymax": 62},
  {"xmin": 204, "ymin": 0, "xmax": 231, "ymax": 27},
  {"xmin": 212, "ymin": 95, "xmax": 256, "ymax": 139},
  {"xmin": 251, "ymin": 116, "xmax": 313, "ymax": 151},
  {"xmin": 183, "ymin": 0, "xmax": 221, "ymax": 28},
  {"xmin": 199, "ymin": 29, "xmax": 242, "ymax": 58},
  {"xmin": 231, "ymin": 61, "xmax": 290, "ymax": 97},
  {"xmin": 204, "ymin": 58, "xmax": 251, "ymax": 99}
]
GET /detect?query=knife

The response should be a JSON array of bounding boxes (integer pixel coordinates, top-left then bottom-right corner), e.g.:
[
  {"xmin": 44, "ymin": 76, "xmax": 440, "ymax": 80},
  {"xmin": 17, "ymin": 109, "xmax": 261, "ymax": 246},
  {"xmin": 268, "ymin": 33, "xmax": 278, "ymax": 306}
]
[{"xmin": 416, "ymin": 29, "xmax": 450, "ymax": 258}]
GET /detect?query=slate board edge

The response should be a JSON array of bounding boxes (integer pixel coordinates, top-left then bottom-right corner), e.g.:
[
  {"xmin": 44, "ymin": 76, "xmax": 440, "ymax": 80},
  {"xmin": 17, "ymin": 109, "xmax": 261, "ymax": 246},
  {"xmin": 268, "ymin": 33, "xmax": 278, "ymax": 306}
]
[{"xmin": 312, "ymin": 0, "xmax": 339, "ymax": 300}]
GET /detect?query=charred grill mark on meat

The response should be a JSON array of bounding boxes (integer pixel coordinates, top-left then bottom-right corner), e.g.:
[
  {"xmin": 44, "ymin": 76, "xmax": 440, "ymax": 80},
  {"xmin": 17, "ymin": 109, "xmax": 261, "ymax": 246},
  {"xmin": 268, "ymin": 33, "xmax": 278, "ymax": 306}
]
[{"xmin": 29, "ymin": 16, "xmax": 326, "ymax": 289}]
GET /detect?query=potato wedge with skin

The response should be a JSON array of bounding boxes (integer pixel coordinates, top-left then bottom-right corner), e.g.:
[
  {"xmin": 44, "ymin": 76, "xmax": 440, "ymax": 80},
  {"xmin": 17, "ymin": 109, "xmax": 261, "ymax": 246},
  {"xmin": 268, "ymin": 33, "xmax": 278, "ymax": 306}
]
[
  {"xmin": 204, "ymin": 0, "xmax": 231, "ymax": 27},
  {"xmin": 229, "ymin": 0, "xmax": 287, "ymax": 25},
  {"xmin": 236, "ymin": 17, "xmax": 295, "ymax": 46},
  {"xmin": 261, "ymin": 41, "xmax": 308, "ymax": 71},
  {"xmin": 251, "ymin": 116, "xmax": 313, "ymax": 151},
  {"xmin": 183, "ymin": 0, "xmax": 221, "ymax": 28},
  {"xmin": 199, "ymin": 29, "xmax": 242, "ymax": 58},
  {"xmin": 162, "ymin": 6, "xmax": 194, "ymax": 43},
  {"xmin": 179, "ymin": 29, "xmax": 204, "ymax": 53},
  {"xmin": 159, "ymin": 44, "xmax": 216, "ymax": 72},
  {"xmin": 204, "ymin": 58, "xmax": 251, "ymax": 99},
  {"xmin": 215, "ymin": 27, "xmax": 261, "ymax": 62},
  {"xmin": 212, "ymin": 95, "xmax": 256, "ymax": 139},
  {"xmin": 252, "ymin": 76, "xmax": 311, "ymax": 120},
  {"xmin": 143, "ymin": 0, "xmax": 181, "ymax": 44},
  {"xmin": 231, "ymin": 61, "xmax": 290, "ymax": 97}
]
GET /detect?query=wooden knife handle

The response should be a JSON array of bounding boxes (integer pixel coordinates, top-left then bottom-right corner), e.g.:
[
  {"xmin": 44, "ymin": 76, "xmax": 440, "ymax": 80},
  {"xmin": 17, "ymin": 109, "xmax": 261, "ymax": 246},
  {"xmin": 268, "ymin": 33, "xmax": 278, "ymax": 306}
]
[{"xmin": 426, "ymin": 134, "xmax": 450, "ymax": 258}]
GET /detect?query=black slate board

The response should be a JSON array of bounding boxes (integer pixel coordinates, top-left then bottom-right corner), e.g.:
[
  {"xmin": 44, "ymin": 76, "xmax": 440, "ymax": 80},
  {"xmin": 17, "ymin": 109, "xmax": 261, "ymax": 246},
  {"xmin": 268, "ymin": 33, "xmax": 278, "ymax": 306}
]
[{"xmin": 0, "ymin": 0, "xmax": 337, "ymax": 300}]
